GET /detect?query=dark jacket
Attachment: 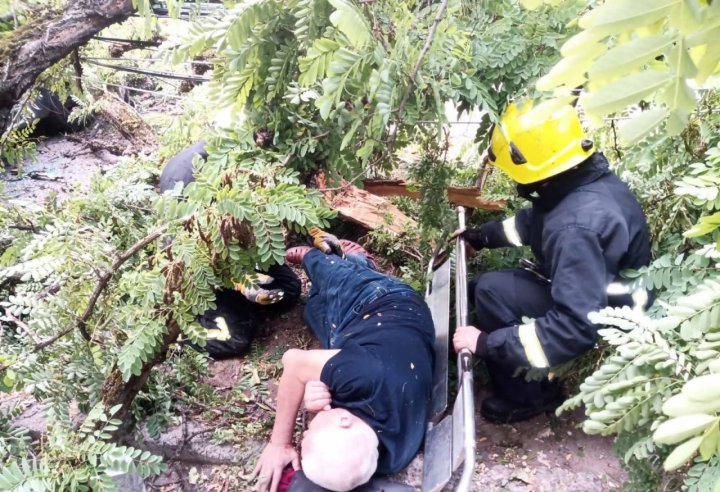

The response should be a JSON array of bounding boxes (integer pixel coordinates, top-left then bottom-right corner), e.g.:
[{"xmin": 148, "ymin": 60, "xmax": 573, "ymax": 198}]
[
  {"xmin": 197, "ymin": 263, "xmax": 301, "ymax": 359},
  {"xmin": 464, "ymin": 153, "xmax": 651, "ymax": 368}
]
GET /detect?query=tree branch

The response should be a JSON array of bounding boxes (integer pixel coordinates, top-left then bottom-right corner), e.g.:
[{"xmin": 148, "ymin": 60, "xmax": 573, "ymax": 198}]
[
  {"xmin": 0, "ymin": 0, "xmax": 135, "ymax": 123},
  {"xmin": 610, "ymin": 119, "xmax": 623, "ymax": 160},
  {"xmin": 2, "ymin": 309, "xmax": 41, "ymax": 343},
  {"xmin": 0, "ymin": 221, "xmax": 186, "ymax": 372},
  {"xmin": 76, "ymin": 226, "xmax": 168, "ymax": 340},
  {"xmin": 385, "ymin": 0, "xmax": 449, "ymax": 159}
]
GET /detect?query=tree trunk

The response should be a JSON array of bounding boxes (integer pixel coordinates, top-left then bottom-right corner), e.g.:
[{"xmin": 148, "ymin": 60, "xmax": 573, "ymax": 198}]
[
  {"xmin": 0, "ymin": 0, "xmax": 134, "ymax": 117},
  {"xmin": 101, "ymin": 318, "xmax": 182, "ymax": 424}
]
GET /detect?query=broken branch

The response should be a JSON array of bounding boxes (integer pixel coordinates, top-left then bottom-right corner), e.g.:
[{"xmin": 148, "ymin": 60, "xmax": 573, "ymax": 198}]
[{"xmin": 362, "ymin": 179, "xmax": 505, "ymax": 211}]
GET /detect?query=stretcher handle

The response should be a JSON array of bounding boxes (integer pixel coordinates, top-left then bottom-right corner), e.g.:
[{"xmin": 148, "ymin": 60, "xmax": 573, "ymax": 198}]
[{"xmin": 454, "ymin": 206, "xmax": 476, "ymax": 492}]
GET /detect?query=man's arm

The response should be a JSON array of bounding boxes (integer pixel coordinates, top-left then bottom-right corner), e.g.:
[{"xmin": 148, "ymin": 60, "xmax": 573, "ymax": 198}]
[{"xmin": 253, "ymin": 348, "xmax": 339, "ymax": 492}]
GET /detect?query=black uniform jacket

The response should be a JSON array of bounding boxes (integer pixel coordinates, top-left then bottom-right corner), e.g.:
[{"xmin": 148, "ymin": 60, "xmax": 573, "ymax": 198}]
[{"xmin": 464, "ymin": 153, "xmax": 651, "ymax": 368}]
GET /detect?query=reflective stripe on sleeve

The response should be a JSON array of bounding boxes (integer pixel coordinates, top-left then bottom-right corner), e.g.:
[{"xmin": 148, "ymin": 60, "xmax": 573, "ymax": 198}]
[
  {"xmin": 631, "ymin": 288, "xmax": 649, "ymax": 313},
  {"xmin": 502, "ymin": 216, "xmax": 523, "ymax": 247},
  {"xmin": 206, "ymin": 316, "xmax": 232, "ymax": 341},
  {"xmin": 518, "ymin": 322, "xmax": 550, "ymax": 368},
  {"xmin": 606, "ymin": 282, "xmax": 628, "ymax": 296}
]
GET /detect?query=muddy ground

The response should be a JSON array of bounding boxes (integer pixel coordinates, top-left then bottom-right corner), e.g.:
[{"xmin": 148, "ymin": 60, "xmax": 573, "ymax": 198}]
[{"xmin": 1, "ymin": 98, "xmax": 627, "ymax": 491}]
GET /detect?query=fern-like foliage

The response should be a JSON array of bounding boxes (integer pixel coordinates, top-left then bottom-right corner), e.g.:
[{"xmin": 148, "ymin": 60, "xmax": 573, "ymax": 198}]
[
  {"xmin": 164, "ymin": 0, "xmax": 578, "ymax": 180},
  {"xmin": 525, "ymin": 0, "xmax": 720, "ymax": 143},
  {"xmin": 0, "ymin": 404, "xmax": 165, "ymax": 491},
  {"xmin": 561, "ymin": 133, "xmax": 720, "ymax": 487}
]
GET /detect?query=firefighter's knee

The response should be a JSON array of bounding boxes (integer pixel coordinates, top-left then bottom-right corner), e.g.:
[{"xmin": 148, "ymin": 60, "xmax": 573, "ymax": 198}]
[{"xmin": 473, "ymin": 271, "xmax": 514, "ymax": 326}]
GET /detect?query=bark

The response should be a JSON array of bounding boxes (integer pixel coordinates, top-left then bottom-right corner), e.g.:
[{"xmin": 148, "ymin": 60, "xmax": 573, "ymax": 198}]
[
  {"xmin": 0, "ymin": 0, "xmax": 134, "ymax": 113},
  {"xmin": 97, "ymin": 95, "xmax": 158, "ymax": 152},
  {"xmin": 101, "ymin": 318, "xmax": 182, "ymax": 424},
  {"xmin": 314, "ymin": 172, "xmax": 417, "ymax": 234},
  {"xmin": 362, "ymin": 179, "xmax": 506, "ymax": 211}
]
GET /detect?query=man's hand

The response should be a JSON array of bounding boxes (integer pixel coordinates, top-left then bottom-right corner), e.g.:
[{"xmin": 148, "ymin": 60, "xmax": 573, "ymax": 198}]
[
  {"xmin": 252, "ymin": 442, "xmax": 300, "ymax": 492},
  {"xmin": 304, "ymin": 380, "xmax": 332, "ymax": 413},
  {"xmin": 433, "ymin": 228, "xmax": 477, "ymax": 269},
  {"xmin": 453, "ymin": 325, "xmax": 482, "ymax": 354}
]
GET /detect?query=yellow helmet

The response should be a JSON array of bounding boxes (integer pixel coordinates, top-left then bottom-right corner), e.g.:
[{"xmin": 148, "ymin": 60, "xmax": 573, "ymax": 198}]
[{"xmin": 487, "ymin": 101, "xmax": 594, "ymax": 184}]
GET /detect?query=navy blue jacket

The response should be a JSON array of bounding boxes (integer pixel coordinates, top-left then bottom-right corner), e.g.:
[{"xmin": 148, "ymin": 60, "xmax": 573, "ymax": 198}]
[{"xmin": 464, "ymin": 153, "xmax": 651, "ymax": 368}]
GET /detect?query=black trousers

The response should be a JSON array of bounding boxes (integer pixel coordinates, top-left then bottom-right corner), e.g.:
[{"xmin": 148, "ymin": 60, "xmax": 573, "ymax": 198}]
[{"xmin": 470, "ymin": 268, "xmax": 562, "ymax": 405}]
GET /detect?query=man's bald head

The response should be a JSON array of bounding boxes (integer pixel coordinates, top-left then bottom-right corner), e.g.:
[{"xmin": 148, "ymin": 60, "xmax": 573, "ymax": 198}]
[{"xmin": 301, "ymin": 408, "xmax": 378, "ymax": 491}]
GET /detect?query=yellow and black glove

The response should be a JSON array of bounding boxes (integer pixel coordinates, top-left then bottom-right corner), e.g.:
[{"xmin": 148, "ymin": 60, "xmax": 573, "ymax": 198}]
[
  {"xmin": 233, "ymin": 273, "xmax": 285, "ymax": 305},
  {"xmin": 309, "ymin": 226, "xmax": 344, "ymax": 257}
]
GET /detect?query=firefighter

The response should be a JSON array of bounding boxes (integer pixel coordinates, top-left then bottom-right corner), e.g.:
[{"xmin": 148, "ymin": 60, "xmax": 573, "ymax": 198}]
[
  {"xmin": 452, "ymin": 102, "xmax": 652, "ymax": 423},
  {"xmin": 160, "ymin": 142, "xmax": 301, "ymax": 359}
]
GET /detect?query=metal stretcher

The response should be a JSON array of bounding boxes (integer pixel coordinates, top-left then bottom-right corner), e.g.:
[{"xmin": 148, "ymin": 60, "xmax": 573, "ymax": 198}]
[{"xmin": 422, "ymin": 207, "xmax": 476, "ymax": 492}]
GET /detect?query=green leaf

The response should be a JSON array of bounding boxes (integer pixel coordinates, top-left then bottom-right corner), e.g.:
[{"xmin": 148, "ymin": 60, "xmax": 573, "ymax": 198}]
[
  {"xmin": 663, "ymin": 435, "xmax": 703, "ymax": 471},
  {"xmin": 560, "ymin": 29, "xmax": 612, "ymax": 57},
  {"xmin": 579, "ymin": 0, "xmax": 680, "ymax": 36},
  {"xmin": 694, "ymin": 46, "xmax": 720, "ymax": 84},
  {"xmin": 589, "ymin": 35, "xmax": 674, "ymax": 80},
  {"xmin": 340, "ymin": 119, "xmax": 362, "ymax": 150},
  {"xmin": 668, "ymin": 0, "xmax": 704, "ymax": 35},
  {"xmin": 536, "ymin": 51, "xmax": 600, "ymax": 91},
  {"xmin": 654, "ymin": 414, "xmax": 718, "ymax": 444},
  {"xmin": 581, "ymin": 70, "xmax": 672, "ymax": 115},
  {"xmin": 685, "ymin": 212, "xmax": 720, "ymax": 238},
  {"xmin": 327, "ymin": 0, "xmax": 371, "ymax": 48},
  {"xmin": 315, "ymin": 95, "xmax": 334, "ymax": 119},
  {"xmin": 619, "ymin": 108, "xmax": 669, "ymax": 143},
  {"xmin": 699, "ymin": 423, "xmax": 720, "ymax": 460},
  {"xmin": 519, "ymin": 0, "xmax": 544, "ymax": 9}
]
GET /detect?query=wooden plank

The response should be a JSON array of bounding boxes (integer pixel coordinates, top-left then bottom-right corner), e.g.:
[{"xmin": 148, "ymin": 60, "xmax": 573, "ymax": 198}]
[
  {"xmin": 362, "ymin": 179, "xmax": 505, "ymax": 211},
  {"xmin": 326, "ymin": 183, "xmax": 417, "ymax": 234}
]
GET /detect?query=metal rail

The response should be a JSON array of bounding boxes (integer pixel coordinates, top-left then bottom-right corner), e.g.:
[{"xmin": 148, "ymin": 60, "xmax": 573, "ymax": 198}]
[{"xmin": 455, "ymin": 206, "xmax": 476, "ymax": 491}]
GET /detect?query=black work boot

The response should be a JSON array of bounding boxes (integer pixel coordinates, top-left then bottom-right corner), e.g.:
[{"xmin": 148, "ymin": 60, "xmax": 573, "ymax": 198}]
[{"xmin": 480, "ymin": 394, "xmax": 565, "ymax": 424}]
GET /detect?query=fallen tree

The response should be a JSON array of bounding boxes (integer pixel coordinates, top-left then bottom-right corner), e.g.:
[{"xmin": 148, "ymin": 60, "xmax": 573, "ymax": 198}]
[{"xmin": 0, "ymin": 0, "xmax": 134, "ymax": 128}]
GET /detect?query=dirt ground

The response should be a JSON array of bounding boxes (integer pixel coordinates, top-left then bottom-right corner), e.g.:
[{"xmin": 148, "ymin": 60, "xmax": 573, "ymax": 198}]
[
  {"xmin": 150, "ymin": 303, "xmax": 627, "ymax": 492},
  {"xmin": 1, "ymin": 132, "xmax": 121, "ymax": 203},
  {"xmin": 1, "ymin": 98, "xmax": 627, "ymax": 492}
]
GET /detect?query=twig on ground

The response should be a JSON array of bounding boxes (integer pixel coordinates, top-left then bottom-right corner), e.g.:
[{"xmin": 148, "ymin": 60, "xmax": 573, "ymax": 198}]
[
  {"xmin": 5, "ymin": 171, "xmax": 62, "ymax": 182},
  {"xmin": 8, "ymin": 224, "xmax": 35, "ymax": 231}
]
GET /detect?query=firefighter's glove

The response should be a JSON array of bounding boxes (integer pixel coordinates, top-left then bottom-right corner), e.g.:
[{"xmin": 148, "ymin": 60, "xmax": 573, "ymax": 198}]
[
  {"xmin": 447, "ymin": 228, "xmax": 478, "ymax": 256},
  {"xmin": 233, "ymin": 274, "xmax": 285, "ymax": 305},
  {"xmin": 308, "ymin": 226, "xmax": 344, "ymax": 257}
]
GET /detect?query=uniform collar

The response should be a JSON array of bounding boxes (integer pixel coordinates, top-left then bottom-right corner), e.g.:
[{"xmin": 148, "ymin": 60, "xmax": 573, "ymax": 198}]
[{"xmin": 516, "ymin": 152, "xmax": 610, "ymax": 210}]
